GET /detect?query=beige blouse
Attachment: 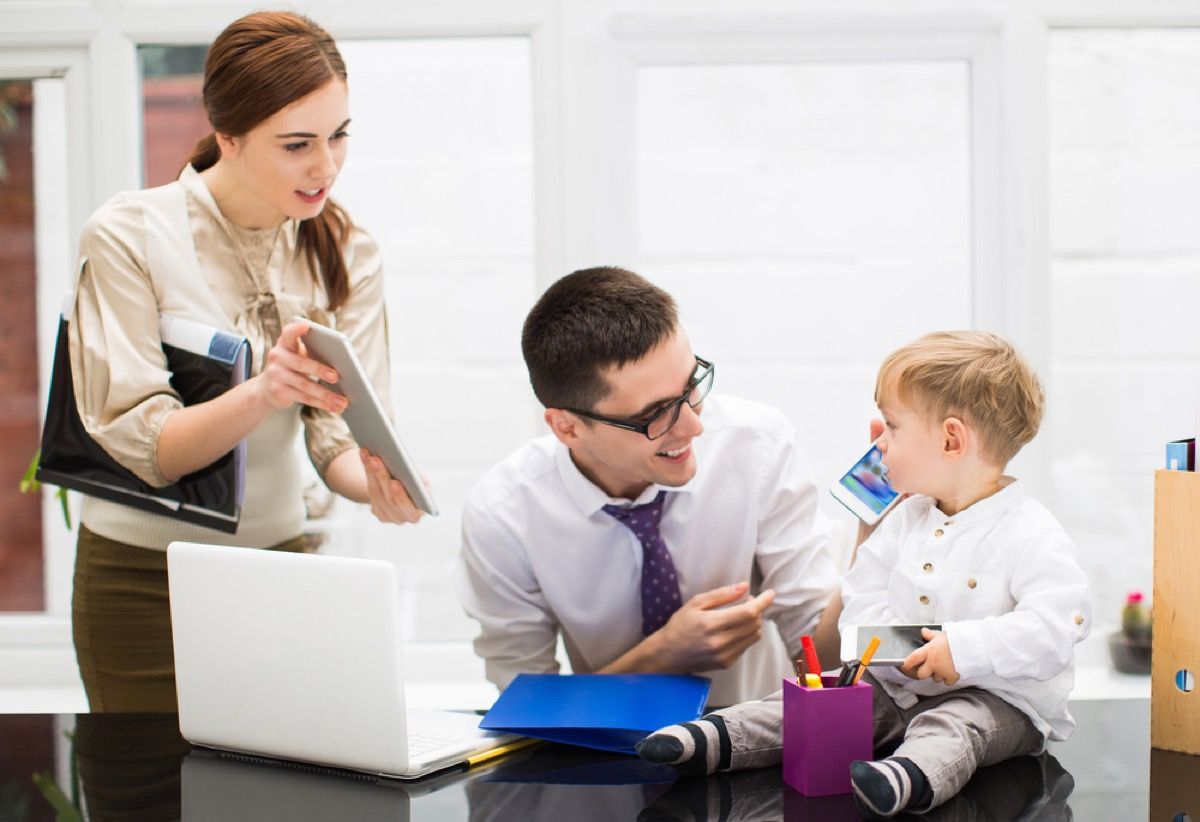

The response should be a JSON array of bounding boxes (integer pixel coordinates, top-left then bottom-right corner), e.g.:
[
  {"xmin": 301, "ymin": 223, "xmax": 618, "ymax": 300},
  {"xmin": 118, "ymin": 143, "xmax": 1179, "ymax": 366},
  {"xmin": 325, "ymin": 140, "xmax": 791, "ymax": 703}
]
[{"xmin": 69, "ymin": 165, "xmax": 391, "ymax": 550}]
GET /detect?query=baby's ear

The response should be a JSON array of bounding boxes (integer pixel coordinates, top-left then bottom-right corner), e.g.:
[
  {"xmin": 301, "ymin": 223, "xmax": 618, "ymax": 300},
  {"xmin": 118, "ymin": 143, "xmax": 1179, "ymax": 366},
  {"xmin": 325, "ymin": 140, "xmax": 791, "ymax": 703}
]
[{"xmin": 941, "ymin": 416, "xmax": 968, "ymax": 458}]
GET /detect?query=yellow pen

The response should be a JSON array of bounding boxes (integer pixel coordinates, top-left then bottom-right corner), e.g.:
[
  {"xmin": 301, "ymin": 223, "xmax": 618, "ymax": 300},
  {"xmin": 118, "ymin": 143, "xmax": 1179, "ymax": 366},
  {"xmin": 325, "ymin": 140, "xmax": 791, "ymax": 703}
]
[
  {"xmin": 853, "ymin": 636, "xmax": 882, "ymax": 685},
  {"xmin": 804, "ymin": 673, "xmax": 823, "ymax": 689},
  {"xmin": 466, "ymin": 737, "xmax": 542, "ymax": 769}
]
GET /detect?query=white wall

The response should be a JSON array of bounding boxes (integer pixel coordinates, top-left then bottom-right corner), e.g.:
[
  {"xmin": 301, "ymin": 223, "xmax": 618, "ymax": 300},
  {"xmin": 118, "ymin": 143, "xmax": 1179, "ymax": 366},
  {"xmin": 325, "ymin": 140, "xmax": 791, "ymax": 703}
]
[
  {"xmin": 1049, "ymin": 28, "xmax": 1200, "ymax": 633},
  {"xmin": 634, "ymin": 60, "xmax": 971, "ymax": 508}
]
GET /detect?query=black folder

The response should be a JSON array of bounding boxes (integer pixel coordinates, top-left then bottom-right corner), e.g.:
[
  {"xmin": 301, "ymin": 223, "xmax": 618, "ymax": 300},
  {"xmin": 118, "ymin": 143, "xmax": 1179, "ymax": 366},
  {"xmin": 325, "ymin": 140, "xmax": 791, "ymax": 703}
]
[{"xmin": 37, "ymin": 312, "xmax": 251, "ymax": 534}]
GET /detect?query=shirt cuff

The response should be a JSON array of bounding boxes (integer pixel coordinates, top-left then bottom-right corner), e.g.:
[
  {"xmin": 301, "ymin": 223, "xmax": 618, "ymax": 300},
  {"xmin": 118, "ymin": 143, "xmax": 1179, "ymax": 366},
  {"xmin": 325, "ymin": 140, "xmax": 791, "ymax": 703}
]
[{"xmin": 943, "ymin": 619, "xmax": 993, "ymax": 680}]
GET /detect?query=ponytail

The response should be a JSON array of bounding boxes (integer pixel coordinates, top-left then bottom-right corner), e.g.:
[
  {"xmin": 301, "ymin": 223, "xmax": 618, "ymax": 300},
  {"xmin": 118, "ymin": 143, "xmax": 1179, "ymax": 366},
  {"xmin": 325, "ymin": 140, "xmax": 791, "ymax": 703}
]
[{"xmin": 186, "ymin": 133, "xmax": 221, "ymax": 173}]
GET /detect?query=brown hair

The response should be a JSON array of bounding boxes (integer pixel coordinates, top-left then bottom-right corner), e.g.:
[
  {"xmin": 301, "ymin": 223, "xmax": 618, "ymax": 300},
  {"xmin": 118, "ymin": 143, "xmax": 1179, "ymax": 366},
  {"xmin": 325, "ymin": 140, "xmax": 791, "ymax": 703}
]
[
  {"xmin": 186, "ymin": 11, "xmax": 352, "ymax": 310},
  {"xmin": 874, "ymin": 330, "xmax": 1045, "ymax": 465},
  {"xmin": 522, "ymin": 267, "xmax": 679, "ymax": 410}
]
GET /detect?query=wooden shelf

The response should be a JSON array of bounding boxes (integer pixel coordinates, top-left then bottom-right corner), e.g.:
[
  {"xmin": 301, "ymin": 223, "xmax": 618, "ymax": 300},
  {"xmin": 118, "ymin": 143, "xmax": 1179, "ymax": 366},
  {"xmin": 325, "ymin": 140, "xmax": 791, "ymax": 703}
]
[{"xmin": 1151, "ymin": 469, "xmax": 1200, "ymax": 755}]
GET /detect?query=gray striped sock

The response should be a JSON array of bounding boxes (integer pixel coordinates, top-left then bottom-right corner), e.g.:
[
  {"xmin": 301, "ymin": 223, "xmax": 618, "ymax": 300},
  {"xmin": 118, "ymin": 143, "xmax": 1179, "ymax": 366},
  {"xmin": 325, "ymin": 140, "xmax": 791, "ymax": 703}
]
[{"xmin": 636, "ymin": 719, "xmax": 725, "ymax": 775}]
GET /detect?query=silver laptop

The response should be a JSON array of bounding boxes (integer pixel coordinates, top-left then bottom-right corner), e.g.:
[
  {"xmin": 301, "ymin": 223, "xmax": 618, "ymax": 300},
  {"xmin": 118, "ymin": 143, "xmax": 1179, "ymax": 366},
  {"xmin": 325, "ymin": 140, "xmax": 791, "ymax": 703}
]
[{"xmin": 167, "ymin": 541, "xmax": 515, "ymax": 778}]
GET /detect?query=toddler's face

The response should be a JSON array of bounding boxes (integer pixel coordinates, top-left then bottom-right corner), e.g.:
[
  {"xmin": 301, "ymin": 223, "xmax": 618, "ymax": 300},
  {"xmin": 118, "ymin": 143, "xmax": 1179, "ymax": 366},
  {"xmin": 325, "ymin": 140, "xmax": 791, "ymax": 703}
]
[{"xmin": 875, "ymin": 394, "xmax": 944, "ymax": 496}]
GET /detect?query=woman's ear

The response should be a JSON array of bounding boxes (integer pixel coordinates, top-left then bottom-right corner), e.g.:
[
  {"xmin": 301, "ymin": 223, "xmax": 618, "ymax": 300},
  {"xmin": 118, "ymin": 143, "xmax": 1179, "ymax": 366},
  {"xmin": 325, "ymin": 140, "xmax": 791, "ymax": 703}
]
[
  {"xmin": 213, "ymin": 132, "xmax": 240, "ymax": 160},
  {"xmin": 942, "ymin": 416, "xmax": 968, "ymax": 459}
]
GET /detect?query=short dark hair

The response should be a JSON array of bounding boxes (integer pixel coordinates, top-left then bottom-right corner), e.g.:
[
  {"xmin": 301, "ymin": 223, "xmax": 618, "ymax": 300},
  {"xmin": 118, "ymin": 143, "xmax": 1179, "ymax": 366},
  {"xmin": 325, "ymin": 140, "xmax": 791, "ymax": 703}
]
[{"xmin": 522, "ymin": 267, "xmax": 679, "ymax": 410}]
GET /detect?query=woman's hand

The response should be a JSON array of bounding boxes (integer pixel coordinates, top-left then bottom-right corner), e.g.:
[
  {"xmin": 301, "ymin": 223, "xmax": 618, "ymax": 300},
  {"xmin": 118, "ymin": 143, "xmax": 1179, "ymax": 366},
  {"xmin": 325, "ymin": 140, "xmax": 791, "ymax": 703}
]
[
  {"xmin": 255, "ymin": 321, "xmax": 348, "ymax": 414},
  {"xmin": 360, "ymin": 449, "xmax": 425, "ymax": 524}
]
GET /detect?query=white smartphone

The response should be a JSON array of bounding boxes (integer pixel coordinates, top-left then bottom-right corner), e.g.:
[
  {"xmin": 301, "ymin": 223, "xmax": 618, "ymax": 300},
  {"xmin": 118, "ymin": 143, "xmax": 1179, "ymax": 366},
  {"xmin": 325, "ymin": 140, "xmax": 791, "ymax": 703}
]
[
  {"xmin": 840, "ymin": 624, "xmax": 942, "ymax": 666},
  {"xmin": 829, "ymin": 443, "xmax": 900, "ymax": 525}
]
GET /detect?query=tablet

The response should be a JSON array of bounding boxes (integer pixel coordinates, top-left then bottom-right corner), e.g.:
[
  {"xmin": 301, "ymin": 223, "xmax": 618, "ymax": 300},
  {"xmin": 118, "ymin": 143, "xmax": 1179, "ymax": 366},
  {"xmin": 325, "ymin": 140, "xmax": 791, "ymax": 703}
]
[
  {"xmin": 298, "ymin": 319, "xmax": 438, "ymax": 516},
  {"xmin": 840, "ymin": 624, "xmax": 941, "ymax": 666}
]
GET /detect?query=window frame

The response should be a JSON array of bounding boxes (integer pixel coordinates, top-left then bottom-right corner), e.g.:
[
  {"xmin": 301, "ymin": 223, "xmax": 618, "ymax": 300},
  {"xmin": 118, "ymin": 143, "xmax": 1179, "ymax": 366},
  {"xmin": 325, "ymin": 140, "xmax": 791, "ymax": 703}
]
[{"xmin": 3, "ymin": 0, "xmax": 1200, "ymax": 700}]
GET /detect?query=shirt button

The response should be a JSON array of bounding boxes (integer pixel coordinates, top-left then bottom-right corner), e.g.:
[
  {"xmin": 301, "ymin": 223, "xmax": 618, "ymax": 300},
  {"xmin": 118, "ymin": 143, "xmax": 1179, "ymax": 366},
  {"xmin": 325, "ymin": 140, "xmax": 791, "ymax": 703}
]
[
  {"xmin": 1074, "ymin": 614, "xmax": 1085, "ymax": 626},
  {"xmin": 923, "ymin": 562, "xmax": 933, "ymax": 573},
  {"xmin": 934, "ymin": 528, "xmax": 945, "ymax": 537},
  {"xmin": 967, "ymin": 578, "xmax": 977, "ymax": 589},
  {"xmin": 919, "ymin": 595, "xmax": 930, "ymax": 605}
]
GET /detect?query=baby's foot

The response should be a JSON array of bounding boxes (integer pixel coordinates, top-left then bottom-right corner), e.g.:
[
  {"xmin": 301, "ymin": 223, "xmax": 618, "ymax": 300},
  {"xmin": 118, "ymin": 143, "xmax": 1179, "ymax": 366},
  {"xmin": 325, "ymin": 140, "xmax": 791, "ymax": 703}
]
[
  {"xmin": 850, "ymin": 756, "xmax": 933, "ymax": 819},
  {"xmin": 635, "ymin": 714, "xmax": 731, "ymax": 776}
]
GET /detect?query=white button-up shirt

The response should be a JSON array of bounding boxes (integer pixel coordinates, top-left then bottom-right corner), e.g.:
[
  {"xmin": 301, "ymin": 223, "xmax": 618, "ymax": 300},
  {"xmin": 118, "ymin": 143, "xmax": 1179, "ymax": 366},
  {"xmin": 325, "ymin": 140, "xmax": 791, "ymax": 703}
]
[
  {"xmin": 840, "ymin": 480, "xmax": 1091, "ymax": 740},
  {"xmin": 455, "ymin": 395, "xmax": 837, "ymax": 706}
]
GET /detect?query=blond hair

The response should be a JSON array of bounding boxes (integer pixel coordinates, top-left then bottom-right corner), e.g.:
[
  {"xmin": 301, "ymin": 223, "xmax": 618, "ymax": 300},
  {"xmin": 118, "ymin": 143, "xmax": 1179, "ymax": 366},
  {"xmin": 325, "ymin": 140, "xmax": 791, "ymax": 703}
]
[{"xmin": 874, "ymin": 331, "xmax": 1044, "ymax": 465}]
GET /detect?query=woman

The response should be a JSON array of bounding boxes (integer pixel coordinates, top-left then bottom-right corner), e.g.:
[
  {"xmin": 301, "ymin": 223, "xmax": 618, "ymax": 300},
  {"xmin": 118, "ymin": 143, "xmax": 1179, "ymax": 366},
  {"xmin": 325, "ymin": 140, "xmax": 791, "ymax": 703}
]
[{"xmin": 69, "ymin": 11, "xmax": 420, "ymax": 711}]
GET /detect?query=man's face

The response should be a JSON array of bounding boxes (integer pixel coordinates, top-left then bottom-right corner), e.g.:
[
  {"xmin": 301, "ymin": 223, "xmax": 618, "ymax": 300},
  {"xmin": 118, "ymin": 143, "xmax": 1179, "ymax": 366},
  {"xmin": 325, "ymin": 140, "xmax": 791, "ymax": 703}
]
[{"xmin": 560, "ymin": 331, "xmax": 706, "ymax": 500}]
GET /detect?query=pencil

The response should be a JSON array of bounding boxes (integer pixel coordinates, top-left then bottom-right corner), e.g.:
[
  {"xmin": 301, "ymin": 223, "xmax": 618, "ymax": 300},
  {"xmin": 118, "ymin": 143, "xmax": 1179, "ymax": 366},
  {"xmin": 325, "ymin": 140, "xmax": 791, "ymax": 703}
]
[
  {"xmin": 852, "ymin": 636, "xmax": 882, "ymax": 685},
  {"xmin": 466, "ymin": 737, "xmax": 542, "ymax": 768}
]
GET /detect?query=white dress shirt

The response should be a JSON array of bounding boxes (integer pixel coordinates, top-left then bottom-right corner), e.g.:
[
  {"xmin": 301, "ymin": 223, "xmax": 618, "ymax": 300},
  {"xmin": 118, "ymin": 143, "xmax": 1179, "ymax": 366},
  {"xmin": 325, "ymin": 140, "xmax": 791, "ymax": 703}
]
[
  {"xmin": 455, "ymin": 395, "xmax": 837, "ymax": 706},
  {"xmin": 839, "ymin": 480, "xmax": 1092, "ymax": 741}
]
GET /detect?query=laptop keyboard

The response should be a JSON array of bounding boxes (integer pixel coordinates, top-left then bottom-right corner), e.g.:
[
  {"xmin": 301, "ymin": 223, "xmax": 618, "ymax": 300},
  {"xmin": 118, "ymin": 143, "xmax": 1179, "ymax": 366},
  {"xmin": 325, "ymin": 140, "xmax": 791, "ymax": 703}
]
[{"xmin": 408, "ymin": 732, "xmax": 459, "ymax": 757}]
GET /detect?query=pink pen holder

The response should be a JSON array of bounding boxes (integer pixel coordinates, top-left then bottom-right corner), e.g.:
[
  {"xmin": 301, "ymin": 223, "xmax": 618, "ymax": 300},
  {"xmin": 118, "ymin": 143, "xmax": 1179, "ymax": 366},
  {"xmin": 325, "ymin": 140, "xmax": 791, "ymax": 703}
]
[{"xmin": 782, "ymin": 674, "xmax": 873, "ymax": 796}]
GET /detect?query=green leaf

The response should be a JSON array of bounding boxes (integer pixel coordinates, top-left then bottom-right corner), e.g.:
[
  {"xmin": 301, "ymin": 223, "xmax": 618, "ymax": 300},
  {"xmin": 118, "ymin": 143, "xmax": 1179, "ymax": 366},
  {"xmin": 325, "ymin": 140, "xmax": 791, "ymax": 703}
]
[
  {"xmin": 19, "ymin": 450, "xmax": 40, "ymax": 494},
  {"xmin": 57, "ymin": 488, "xmax": 71, "ymax": 530},
  {"xmin": 31, "ymin": 772, "xmax": 81, "ymax": 822}
]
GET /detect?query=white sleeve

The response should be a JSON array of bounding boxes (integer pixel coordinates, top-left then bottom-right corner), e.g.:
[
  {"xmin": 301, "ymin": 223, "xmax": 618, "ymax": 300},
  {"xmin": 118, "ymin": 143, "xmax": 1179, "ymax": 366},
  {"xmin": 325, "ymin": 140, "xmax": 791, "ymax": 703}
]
[
  {"xmin": 838, "ymin": 509, "xmax": 906, "ymax": 630},
  {"xmin": 943, "ymin": 528, "xmax": 1091, "ymax": 682},
  {"xmin": 754, "ymin": 425, "xmax": 839, "ymax": 657},
  {"xmin": 454, "ymin": 501, "xmax": 561, "ymax": 690}
]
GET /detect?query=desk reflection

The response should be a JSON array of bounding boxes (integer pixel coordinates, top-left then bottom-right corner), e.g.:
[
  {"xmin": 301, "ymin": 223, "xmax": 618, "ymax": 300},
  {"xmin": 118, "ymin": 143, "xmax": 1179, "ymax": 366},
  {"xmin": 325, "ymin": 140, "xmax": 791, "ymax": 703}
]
[
  {"xmin": 635, "ymin": 753, "xmax": 1073, "ymax": 822},
  {"xmin": 467, "ymin": 748, "xmax": 676, "ymax": 822},
  {"xmin": 63, "ymin": 712, "xmax": 1150, "ymax": 822},
  {"xmin": 74, "ymin": 713, "xmax": 190, "ymax": 822}
]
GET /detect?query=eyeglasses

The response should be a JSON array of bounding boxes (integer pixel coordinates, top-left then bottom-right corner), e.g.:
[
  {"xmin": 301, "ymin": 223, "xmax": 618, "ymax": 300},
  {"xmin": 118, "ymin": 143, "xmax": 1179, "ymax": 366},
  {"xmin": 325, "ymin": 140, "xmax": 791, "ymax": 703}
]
[{"xmin": 567, "ymin": 356, "xmax": 715, "ymax": 441}]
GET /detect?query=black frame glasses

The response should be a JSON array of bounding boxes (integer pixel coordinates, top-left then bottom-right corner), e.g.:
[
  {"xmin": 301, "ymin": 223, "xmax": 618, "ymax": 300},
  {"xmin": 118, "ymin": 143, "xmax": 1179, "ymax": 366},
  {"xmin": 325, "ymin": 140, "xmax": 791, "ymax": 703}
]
[{"xmin": 567, "ymin": 356, "xmax": 715, "ymax": 441}]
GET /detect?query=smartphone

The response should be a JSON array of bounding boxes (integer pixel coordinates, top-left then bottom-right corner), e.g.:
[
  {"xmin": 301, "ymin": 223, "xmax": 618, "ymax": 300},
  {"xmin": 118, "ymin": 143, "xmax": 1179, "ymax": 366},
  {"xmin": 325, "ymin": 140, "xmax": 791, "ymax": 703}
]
[
  {"xmin": 829, "ymin": 443, "xmax": 900, "ymax": 525},
  {"xmin": 840, "ymin": 624, "xmax": 942, "ymax": 666}
]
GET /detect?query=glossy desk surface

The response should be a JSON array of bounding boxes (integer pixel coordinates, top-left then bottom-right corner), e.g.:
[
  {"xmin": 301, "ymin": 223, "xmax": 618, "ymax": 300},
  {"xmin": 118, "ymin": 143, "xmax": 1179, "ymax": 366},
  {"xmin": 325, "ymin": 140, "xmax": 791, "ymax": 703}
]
[{"xmin": 0, "ymin": 698, "xmax": 1194, "ymax": 821}]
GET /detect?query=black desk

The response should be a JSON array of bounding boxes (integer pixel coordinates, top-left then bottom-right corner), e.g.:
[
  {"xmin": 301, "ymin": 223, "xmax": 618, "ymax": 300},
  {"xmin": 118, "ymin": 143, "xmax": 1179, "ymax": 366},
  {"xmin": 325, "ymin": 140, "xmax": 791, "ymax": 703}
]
[{"xmin": 0, "ymin": 699, "xmax": 1194, "ymax": 821}]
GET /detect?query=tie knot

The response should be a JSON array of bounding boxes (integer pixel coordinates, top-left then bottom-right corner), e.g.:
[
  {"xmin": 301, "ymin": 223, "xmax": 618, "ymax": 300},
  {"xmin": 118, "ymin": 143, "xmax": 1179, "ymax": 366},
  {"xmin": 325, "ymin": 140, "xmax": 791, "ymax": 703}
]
[{"xmin": 602, "ymin": 490, "xmax": 667, "ymax": 533}]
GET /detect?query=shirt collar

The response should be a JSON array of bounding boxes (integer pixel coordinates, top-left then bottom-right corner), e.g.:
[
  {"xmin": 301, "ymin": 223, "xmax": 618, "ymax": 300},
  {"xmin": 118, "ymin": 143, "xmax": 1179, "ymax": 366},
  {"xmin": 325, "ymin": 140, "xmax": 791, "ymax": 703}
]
[
  {"xmin": 929, "ymin": 476, "xmax": 1024, "ymax": 525},
  {"xmin": 553, "ymin": 439, "xmax": 697, "ymax": 517}
]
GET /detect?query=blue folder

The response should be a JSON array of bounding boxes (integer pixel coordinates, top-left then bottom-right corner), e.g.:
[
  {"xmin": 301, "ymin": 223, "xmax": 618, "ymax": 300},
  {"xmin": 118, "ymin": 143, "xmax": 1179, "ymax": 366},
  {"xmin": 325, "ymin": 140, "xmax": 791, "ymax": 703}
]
[{"xmin": 479, "ymin": 673, "xmax": 711, "ymax": 754}]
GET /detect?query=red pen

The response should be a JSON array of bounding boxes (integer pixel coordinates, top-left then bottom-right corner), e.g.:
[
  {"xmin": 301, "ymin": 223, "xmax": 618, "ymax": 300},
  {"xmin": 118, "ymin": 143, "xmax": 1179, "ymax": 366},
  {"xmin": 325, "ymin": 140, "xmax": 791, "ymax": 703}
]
[{"xmin": 801, "ymin": 635, "xmax": 822, "ymax": 681}]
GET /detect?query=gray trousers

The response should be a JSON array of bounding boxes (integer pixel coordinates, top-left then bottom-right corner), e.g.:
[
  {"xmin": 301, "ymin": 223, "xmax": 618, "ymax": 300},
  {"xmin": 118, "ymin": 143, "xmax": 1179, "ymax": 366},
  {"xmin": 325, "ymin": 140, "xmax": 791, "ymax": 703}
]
[{"xmin": 711, "ymin": 671, "xmax": 1044, "ymax": 808}]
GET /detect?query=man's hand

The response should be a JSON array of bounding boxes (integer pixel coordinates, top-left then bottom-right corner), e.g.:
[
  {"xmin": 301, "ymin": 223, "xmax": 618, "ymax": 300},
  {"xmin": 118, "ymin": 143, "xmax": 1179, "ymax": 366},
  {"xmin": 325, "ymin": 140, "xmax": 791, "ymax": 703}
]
[
  {"xmin": 598, "ymin": 581, "xmax": 774, "ymax": 676},
  {"xmin": 900, "ymin": 627, "xmax": 960, "ymax": 685},
  {"xmin": 652, "ymin": 582, "xmax": 775, "ymax": 671}
]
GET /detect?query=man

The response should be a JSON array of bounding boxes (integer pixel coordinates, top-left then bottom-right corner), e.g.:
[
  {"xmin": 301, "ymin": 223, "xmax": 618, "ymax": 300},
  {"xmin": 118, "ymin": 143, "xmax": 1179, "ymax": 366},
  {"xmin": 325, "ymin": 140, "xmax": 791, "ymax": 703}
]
[{"xmin": 454, "ymin": 267, "xmax": 839, "ymax": 705}]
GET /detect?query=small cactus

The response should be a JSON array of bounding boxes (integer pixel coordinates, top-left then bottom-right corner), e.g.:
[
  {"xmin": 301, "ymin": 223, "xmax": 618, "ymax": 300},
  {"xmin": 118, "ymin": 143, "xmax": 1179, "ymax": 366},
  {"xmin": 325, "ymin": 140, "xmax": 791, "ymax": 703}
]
[{"xmin": 1121, "ymin": 591, "xmax": 1152, "ymax": 643}]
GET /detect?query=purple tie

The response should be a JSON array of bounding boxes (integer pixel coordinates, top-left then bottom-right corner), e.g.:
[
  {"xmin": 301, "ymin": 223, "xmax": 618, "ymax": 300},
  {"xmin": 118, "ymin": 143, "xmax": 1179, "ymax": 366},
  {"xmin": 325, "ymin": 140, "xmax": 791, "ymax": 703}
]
[{"xmin": 603, "ymin": 490, "xmax": 682, "ymax": 636}]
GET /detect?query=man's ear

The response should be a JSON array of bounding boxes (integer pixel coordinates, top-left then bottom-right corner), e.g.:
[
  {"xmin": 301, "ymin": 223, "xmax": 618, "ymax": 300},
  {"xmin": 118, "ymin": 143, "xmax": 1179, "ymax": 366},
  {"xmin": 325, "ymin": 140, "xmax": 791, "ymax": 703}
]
[
  {"xmin": 544, "ymin": 408, "xmax": 581, "ymax": 447},
  {"xmin": 942, "ymin": 416, "xmax": 968, "ymax": 459}
]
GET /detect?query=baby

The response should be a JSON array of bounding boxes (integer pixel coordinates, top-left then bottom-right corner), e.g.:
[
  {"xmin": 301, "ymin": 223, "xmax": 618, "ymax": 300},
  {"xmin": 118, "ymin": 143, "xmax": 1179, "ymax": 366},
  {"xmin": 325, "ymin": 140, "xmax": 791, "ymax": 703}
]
[{"xmin": 638, "ymin": 331, "xmax": 1091, "ymax": 819}]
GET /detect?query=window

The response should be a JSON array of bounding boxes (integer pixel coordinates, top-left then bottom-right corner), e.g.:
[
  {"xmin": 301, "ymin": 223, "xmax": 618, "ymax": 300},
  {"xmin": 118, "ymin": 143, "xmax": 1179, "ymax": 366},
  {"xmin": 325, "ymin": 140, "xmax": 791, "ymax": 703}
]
[
  {"xmin": 134, "ymin": 38, "xmax": 538, "ymax": 643},
  {"xmin": 635, "ymin": 61, "xmax": 971, "ymax": 499}
]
